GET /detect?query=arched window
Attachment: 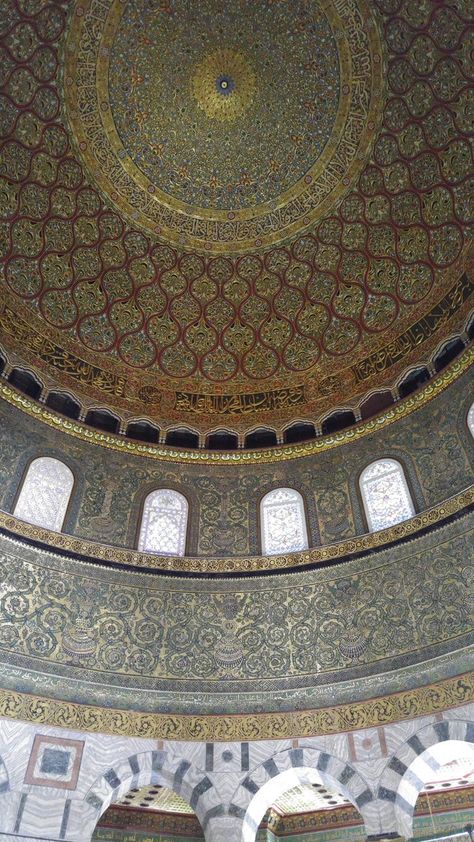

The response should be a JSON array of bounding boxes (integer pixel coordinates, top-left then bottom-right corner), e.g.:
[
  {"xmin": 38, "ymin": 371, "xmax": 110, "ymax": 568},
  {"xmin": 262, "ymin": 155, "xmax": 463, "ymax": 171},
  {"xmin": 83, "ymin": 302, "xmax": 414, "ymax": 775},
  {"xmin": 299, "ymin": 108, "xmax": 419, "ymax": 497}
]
[
  {"xmin": 260, "ymin": 488, "xmax": 309, "ymax": 556},
  {"xmin": 468, "ymin": 402, "xmax": 474, "ymax": 438},
  {"xmin": 359, "ymin": 458, "xmax": 415, "ymax": 532},
  {"xmin": 138, "ymin": 489, "xmax": 188, "ymax": 556},
  {"xmin": 13, "ymin": 456, "xmax": 74, "ymax": 532}
]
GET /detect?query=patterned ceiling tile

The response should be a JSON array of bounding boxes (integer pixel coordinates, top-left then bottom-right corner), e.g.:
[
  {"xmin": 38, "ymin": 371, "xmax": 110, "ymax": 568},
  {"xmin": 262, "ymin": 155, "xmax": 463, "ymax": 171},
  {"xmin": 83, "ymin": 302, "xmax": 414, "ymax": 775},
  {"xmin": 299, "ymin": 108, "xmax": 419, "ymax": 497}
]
[
  {"xmin": 272, "ymin": 783, "xmax": 350, "ymax": 815},
  {"xmin": 117, "ymin": 785, "xmax": 194, "ymax": 814}
]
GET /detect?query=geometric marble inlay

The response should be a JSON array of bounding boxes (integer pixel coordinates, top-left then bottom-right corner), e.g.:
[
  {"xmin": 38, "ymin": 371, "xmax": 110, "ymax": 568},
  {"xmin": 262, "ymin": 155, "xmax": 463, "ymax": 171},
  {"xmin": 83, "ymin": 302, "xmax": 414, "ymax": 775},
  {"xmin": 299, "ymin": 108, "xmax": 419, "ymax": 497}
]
[
  {"xmin": 40, "ymin": 748, "xmax": 71, "ymax": 776},
  {"xmin": 25, "ymin": 735, "xmax": 84, "ymax": 790}
]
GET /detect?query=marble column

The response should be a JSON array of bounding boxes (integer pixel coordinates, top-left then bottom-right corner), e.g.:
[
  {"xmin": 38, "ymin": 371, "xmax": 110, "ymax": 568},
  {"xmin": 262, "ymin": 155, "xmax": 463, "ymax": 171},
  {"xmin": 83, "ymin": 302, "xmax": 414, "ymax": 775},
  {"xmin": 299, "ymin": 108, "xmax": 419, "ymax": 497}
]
[{"xmin": 204, "ymin": 814, "xmax": 244, "ymax": 842}]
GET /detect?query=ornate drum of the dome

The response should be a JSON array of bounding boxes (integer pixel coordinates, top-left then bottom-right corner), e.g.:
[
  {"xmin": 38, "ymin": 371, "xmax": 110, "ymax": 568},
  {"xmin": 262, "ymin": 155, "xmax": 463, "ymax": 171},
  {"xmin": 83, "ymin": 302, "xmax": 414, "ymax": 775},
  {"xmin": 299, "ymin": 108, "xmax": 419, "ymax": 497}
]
[
  {"xmin": 0, "ymin": 348, "xmax": 471, "ymax": 731},
  {"xmin": 0, "ymin": 352, "xmax": 471, "ymax": 570},
  {"xmin": 0, "ymin": 0, "xmax": 472, "ymax": 839}
]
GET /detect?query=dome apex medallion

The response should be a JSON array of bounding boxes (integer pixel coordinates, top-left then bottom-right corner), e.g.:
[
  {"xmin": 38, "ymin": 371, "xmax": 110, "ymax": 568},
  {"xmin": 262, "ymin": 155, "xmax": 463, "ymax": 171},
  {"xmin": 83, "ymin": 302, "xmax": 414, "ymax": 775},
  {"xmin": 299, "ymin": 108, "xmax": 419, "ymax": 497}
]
[
  {"xmin": 66, "ymin": 0, "xmax": 383, "ymax": 254},
  {"xmin": 193, "ymin": 48, "xmax": 256, "ymax": 120}
]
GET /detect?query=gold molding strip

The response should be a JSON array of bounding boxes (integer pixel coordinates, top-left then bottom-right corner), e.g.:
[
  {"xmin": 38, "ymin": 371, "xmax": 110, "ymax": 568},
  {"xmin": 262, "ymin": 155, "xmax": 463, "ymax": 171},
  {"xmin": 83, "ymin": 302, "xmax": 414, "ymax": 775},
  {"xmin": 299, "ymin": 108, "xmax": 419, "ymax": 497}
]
[
  {"xmin": 0, "ymin": 673, "xmax": 472, "ymax": 741},
  {"xmin": 0, "ymin": 347, "xmax": 472, "ymax": 466},
  {"xmin": 1, "ymin": 487, "xmax": 472, "ymax": 574}
]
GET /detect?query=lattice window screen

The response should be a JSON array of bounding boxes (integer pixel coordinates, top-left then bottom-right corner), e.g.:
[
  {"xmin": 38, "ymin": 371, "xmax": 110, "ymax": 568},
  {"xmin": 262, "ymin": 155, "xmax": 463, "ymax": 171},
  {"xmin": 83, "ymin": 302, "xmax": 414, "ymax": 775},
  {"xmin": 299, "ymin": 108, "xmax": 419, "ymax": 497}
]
[
  {"xmin": 468, "ymin": 403, "xmax": 474, "ymax": 439},
  {"xmin": 138, "ymin": 489, "xmax": 188, "ymax": 556},
  {"xmin": 261, "ymin": 487, "xmax": 309, "ymax": 556},
  {"xmin": 360, "ymin": 458, "xmax": 415, "ymax": 532},
  {"xmin": 13, "ymin": 457, "xmax": 74, "ymax": 532}
]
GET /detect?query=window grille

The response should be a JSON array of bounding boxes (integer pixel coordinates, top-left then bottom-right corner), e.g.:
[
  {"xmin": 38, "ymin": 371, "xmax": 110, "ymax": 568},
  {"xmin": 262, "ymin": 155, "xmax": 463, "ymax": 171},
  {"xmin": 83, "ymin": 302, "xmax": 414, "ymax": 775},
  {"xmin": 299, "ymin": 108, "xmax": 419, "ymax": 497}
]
[
  {"xmin": 13, "ymin": 456, "xmax": 74, "ymax": 532},
  {"xmin": 261, "ymin": 487, "xmax": 309, "ymax": 555},
  {"xmin": 468, "ymin": 403, "xmax": 474, "ymax": 439},
  {"xmin": 360, "ymin": 458, "xmax": 415, "ymax": 532},
  {"xmin": 138, "ymin": 489, "xmax": 188, "ymax": 556}
]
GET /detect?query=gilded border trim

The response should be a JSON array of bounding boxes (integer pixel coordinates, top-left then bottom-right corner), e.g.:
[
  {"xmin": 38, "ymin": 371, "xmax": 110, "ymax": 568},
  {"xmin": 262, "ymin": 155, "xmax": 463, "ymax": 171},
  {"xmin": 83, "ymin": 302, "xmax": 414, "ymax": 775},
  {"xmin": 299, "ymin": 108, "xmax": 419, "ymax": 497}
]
[
  {"xmin": 0, "ymin": 673, "xmax": 472, "ymax": 741},
  {"xmin": 0, "ymin": 487, "xmax": 472, "ymax": 574},
  {"xmin": 0, "ymin": 347, "xmax": 472, "ymax": 467}
]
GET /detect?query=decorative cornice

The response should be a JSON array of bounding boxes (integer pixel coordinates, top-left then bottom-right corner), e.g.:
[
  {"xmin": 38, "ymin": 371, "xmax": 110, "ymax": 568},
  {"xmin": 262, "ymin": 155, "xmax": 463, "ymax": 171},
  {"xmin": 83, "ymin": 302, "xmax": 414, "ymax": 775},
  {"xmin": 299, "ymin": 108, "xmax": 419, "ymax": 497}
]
[
  {"xmin": 0, "ymin": 347, "xmax": 472, "ymax": 466},
  {"xmin": 97, "ymin": 786, "xmax": 474, "ymax": 836},
  {"xmin": 0, "ymin": 487, "xmax": 472, "ymax": 574},
  {"xmin": 98, "ymin": 806, "xmax": 202, "ymax": 835},
  {"xmin": 0, "ymin": 673, "xmax": 472, "ymax": 742}
]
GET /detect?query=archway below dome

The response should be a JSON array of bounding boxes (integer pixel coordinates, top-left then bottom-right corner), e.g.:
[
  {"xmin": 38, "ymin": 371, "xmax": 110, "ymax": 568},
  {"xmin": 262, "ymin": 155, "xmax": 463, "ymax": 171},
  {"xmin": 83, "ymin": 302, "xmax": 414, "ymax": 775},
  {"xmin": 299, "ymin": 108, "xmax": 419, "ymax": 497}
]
[
  {"xmin": 239, "ymin": 758, "xmax": 370, "ymax": 842},
  {"xmin": 395, "ymin": 740, "xmax": 474, "ymax": 841},
  {"xmin": 93, "ymin": 784, "xmax": 204, "ymax": 842},
  {"xmin": 255, "ymin": 780, "xmax": 364, "ymax": 842}
]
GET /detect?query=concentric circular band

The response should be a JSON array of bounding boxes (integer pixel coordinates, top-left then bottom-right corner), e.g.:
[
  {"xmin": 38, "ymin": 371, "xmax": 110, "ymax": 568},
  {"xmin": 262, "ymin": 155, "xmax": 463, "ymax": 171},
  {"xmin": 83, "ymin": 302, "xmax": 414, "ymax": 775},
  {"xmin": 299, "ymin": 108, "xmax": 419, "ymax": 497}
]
[{"xmin": 65, "ymin": 0, "xmax": 383, "ymax": 254}]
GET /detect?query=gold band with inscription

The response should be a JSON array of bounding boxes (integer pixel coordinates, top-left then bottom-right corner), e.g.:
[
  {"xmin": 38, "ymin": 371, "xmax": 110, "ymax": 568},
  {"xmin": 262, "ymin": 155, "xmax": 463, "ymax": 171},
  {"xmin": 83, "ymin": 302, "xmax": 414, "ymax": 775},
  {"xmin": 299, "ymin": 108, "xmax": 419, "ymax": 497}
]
[{"xmin": 0, "ymin": 673, "xmax": 471, "ymax": 741}]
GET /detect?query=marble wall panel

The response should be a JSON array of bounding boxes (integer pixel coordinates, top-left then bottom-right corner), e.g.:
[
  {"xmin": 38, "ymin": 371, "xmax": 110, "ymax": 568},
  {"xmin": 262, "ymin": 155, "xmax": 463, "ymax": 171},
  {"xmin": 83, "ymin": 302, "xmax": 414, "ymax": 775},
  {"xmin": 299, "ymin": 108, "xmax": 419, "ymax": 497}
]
[{"xmin": 0, "ymin": 707, "xmax": 472, "ymax": 841}]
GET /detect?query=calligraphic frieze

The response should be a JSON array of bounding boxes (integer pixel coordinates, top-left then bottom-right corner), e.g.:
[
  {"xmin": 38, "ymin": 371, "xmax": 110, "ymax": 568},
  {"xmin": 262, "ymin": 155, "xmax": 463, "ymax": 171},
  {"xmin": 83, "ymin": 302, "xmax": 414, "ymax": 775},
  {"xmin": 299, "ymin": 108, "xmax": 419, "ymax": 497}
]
[
  {"xmin": 174, "ymin": 386, "xmax": 305, "ymax": 416},
  {"xmin": 0, "ymin": 305, "xmax": 126, "ymax": 399},
  {"xmin": 65, "ymin": 0, "xmax": 383, "ymax": 254},
  {"xmin": 352, "ymin": 273, "xmax": 474, "ymax": 383}
]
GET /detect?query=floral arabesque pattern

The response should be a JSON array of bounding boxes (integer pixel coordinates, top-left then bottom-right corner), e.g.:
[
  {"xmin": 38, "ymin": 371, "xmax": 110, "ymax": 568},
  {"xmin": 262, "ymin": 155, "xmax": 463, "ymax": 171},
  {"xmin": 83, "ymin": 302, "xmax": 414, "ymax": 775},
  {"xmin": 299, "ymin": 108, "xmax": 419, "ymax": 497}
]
[{"xmin": 0, "ymin": 0, "xmax": 471, "ymax": 432}]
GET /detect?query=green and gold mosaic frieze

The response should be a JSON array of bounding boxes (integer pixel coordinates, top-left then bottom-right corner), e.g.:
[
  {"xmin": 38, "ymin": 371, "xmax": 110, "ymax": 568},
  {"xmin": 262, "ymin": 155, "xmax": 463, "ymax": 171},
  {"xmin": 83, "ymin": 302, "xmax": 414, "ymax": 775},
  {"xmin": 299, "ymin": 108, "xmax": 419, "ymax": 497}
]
[
  {"xmin": 0, "ymin": 672, "xmax": 472, "ymax": 742},
  {"xmin": 0, "ymin": 488, "xmax": 471, "ymax": 574},
  {"xmin": 0, "ymin": 508, "xmax": 471, "ymax": 724}
]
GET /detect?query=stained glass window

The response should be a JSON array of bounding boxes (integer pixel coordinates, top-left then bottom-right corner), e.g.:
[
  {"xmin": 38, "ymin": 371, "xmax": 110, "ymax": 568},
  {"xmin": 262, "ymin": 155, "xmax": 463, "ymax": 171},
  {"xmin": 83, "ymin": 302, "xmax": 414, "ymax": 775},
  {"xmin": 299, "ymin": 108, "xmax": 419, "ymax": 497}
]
[
  {"xmin": 138, "ymin": 489, "xmax": 188, "ymax": 556},
  {"xmin": 13, "ymin": 456, "xmax": 74, "ymax": 532},
  {"xmin": 468, "ymin": 403, "xmax": 474, "ymax": 438},
  {"xmin": 360, "ymin": 458, "xmax": 415, "ymax": 532},
  {"xmin": 261, "ymin": 487, "xmax": 309, "ymax": 556}
]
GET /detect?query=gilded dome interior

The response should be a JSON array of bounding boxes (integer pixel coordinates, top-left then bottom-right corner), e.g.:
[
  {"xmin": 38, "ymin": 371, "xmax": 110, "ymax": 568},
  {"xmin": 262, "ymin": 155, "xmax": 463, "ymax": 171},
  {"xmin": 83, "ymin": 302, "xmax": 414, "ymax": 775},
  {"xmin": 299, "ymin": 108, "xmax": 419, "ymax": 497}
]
[
  {"xmin": 0, "ymin": 0, "xmax": 472, "ymax": 442},
  {"xmin": 0, "ymin": 4, "xmax": 472, "ymax": 841}
]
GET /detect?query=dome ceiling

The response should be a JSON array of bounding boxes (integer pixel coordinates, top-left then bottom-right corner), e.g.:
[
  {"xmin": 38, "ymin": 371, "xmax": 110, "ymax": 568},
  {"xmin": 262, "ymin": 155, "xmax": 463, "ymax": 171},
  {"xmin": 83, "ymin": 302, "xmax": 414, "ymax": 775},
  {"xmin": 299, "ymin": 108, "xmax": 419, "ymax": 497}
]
[
  {"xmin": 67, "ymin": 0, "xmax": 381, "ymax": 252},
  {"xmin": 0, "ymin": 0, "xmax": 472, "ymax": 434}
]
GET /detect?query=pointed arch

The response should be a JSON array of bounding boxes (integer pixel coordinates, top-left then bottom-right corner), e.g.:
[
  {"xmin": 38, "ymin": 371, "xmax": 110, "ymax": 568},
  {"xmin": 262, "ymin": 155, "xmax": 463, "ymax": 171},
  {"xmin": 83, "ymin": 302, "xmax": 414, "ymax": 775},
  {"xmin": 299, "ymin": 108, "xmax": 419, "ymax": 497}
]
[
  {"xmin": 227, "ymin": 747, "xmax": 372, "ymax": 842},
  {"xmin": 82, "ymin": 750, "xmax": 218, "ymax": 841},
  {"xmin": 378, "ymin": 719, "xmax": 474, "ymax": 840},
  {"xmin": 13, "ymin": 456, "xmax": 74, "ymax": 532}
]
